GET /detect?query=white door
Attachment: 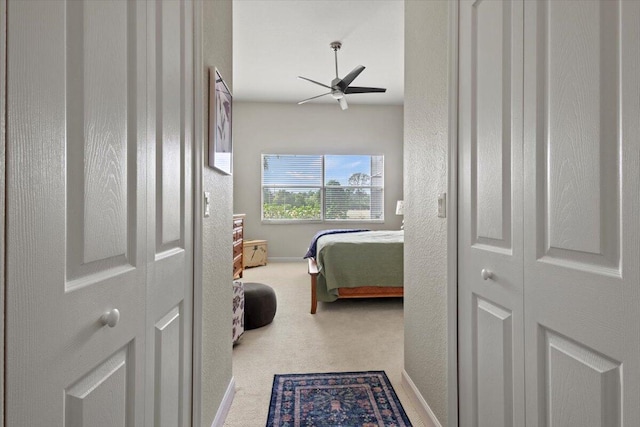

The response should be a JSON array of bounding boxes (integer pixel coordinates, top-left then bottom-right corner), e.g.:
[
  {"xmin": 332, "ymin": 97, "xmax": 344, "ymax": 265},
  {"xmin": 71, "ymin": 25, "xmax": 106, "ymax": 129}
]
[
  {"xmin": 523, "ymin": 1, "xmax": 640, "ymax": 425},
  {"xmin": 5, "ymin": 1, "xmax": 194, "ymax": 425},
  {"xmin": 145, "ymin": 1, "xmax": 194, "ymax": 426},
  {"xmin": 458, "ymin": 1, "xmax": 524, "ymax": 425},
  {"xmin": 459, "ymin": 0, "xmax": 640, "ymax": 426}
]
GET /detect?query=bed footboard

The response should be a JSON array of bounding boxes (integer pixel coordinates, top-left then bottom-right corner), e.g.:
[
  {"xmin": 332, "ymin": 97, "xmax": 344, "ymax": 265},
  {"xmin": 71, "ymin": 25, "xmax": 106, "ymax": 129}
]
[
  {"xmin": 308, "ymin": 258, "xmax": 404, "ymax": 314},
  {"xmin": 308, "ymin": 258, "xmax": 319, "ymax": 314}
]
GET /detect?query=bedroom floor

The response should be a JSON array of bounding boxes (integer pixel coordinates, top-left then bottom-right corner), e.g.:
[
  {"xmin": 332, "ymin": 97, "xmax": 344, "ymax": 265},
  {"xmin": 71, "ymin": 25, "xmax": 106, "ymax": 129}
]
[{"xmin": 223, "ymin": 261, "xmax": 426, "ymax": 426}]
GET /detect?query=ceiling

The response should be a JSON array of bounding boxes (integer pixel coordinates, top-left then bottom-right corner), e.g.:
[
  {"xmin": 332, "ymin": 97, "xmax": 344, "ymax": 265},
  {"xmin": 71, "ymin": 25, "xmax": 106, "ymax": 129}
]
[{"xmin": 232, "ymin": 0, "xmax": 404, "ymax": 106}]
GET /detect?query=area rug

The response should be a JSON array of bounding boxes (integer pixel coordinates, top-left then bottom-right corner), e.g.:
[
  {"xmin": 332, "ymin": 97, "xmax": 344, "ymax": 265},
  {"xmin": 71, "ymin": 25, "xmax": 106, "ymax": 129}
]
[{"xmin": 266, "ymin": 371, "xmax": 412, "ymax": 427}]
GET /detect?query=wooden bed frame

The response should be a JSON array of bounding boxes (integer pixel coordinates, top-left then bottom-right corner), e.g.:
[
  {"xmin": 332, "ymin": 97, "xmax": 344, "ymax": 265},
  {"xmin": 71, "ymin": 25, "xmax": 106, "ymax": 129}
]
[{"xmin": 307, "ymin": 258, "xmax": 404, "ymax": 314}]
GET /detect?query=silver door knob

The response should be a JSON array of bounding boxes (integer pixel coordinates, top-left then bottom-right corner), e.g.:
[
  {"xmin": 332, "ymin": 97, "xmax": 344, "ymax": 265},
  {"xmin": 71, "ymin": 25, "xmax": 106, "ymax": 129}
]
[
  {"xmin": 481, "ymin": 269, "xmax": 493, "ymax": 280},
  {"xmin": 100, "ymin": 308, "xmax": 120, "ymax": 328}
]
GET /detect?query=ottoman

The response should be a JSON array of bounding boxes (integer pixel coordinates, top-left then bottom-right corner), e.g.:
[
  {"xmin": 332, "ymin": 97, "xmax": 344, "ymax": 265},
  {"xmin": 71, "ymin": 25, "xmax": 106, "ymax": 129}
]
[{"xmin": 243, "ymin": 282, "xmax": 277, "ymax": 330}]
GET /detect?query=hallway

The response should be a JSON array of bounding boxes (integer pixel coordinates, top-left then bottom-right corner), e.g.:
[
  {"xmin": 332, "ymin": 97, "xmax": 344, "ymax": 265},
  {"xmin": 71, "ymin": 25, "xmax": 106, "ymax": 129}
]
[{"xmin": 224, "ymin": 261, "xmax": 425, "ymax": 426}]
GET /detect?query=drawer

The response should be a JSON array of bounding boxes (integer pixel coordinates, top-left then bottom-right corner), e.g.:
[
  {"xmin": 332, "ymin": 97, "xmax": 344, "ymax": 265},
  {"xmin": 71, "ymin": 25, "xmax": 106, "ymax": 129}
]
[
  {"xmin": 233, "ymin": 254, "xmax": 243, "ymax": 274},
  {"xmin": 233, "ymin": 241, "xmax": 243, "ymax": 257},
  {"xmin": 233, "ymin": 227, "xmax": 243, "ymax": 242}
]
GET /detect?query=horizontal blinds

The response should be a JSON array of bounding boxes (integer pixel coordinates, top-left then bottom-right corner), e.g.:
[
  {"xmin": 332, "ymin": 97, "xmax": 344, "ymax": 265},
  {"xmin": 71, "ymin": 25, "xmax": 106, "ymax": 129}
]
[
  {"xmin": 326, "ymin": 187, "xmax": 380, "ymax": 220},
  {"xmin": 262, "ymin": 155, "xmax": 322, "ymax": 220},
  {"xmin": 262, "ymin": 154, "xmax": 384, "ymax": 221},
  {"xmin": 262, "ymin": 155, "xmax": 322, "ymax": 186},
  {"xmin": 371, "ymin": 155, "xmax": 384, "ymax": 187},
  {"xmin": 370, "ymin": 156, "xmax": 384, "ymax": 219},
  {"xmin": 324, "ymin": 155, "xmax": 383, "ymax": 220}
]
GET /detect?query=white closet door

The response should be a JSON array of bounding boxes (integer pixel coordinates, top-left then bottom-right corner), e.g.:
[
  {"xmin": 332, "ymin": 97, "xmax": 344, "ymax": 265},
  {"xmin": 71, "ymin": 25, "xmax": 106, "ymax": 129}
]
[
  {"xmin": 5, "ymin": 1, "xmax": 195, "ymax": 425},
  {"xmin": 523, "ymin": 0, "xmax": 640, "ymax": 425},
  {"xmin": 458, "ymin": 1, "xmax": 524, "ymax": 426},
  {"xmin": 6, "ymin": 1, "xmax": 148, "ymax": 425},
  {"xmin": 145, "ymin": 1, "xmax": 194, "ymax": 426}
]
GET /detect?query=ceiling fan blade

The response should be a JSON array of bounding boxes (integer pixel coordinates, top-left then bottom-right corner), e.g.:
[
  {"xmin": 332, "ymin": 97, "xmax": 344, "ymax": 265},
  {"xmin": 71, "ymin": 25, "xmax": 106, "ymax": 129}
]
[
  {"xmin": 298, "ymin": 92, "xmax": 332, "ymax": 105},
  {"xmin": 337, "ymin": 65, "xmax": 365, "ymax": 91},
  {"xmin": 338, "ymin": 97, "xmax": 348, "ymax": 110},
  {"xmin": 297, "ymin": 76, "xmax": 332, "ymax": 89},
  {"xmin": 344, "ymin": 86, "xmax": 387, "ymax": 94}
]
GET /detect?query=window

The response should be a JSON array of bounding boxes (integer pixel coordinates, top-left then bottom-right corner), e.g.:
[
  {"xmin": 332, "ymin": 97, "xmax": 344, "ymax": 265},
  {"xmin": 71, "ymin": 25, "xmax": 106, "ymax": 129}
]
[{"xmin": 262, "ymin": 154, "xmax": 384, "ymax": 222}]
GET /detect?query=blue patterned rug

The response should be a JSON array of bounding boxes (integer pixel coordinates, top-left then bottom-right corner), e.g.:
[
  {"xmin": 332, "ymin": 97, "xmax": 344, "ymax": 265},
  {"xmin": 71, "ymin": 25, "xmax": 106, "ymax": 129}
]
[{"xmin": 266, "ymin": 371, "xmax": 412, "ymax": 427}]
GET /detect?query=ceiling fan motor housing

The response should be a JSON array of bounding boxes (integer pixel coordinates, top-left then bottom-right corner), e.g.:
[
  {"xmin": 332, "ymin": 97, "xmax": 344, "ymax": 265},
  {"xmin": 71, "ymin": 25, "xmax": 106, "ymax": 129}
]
[{"xmin": 330, "ymin": 78, "xmax": 344, "ymax": 99}]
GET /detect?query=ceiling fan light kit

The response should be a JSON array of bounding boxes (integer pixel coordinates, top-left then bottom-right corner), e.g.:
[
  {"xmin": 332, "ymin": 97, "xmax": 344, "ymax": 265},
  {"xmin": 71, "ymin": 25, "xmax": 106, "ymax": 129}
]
[{"xmin": 298, "ymin": 41, "xmax": 387, "ymax": 110}]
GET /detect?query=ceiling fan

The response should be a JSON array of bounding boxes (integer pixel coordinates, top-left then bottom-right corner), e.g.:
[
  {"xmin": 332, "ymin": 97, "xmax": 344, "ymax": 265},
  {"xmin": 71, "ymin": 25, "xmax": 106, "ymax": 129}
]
[{"xmin": 297, "ymin": 41, "xmax": 387, "ymax": 110}]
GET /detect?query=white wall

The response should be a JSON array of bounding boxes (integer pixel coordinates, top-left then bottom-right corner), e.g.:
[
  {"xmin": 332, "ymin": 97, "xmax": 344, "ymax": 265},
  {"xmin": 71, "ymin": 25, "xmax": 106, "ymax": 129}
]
[
  {"xmin": 233, "ymin": 101, "xmax": 404, "ymax": 259},
  {"xmin": 200, "ymin": 1, "xmax": 234, "ymax": 426},
  {"xmin": 404, "ymin": 0, "xmax": 450, "ymax": 425}
]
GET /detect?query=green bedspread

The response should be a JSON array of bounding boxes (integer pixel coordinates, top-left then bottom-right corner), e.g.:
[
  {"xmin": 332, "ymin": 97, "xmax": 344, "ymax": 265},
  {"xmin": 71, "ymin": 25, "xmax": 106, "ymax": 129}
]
[{"xmin": 315, "ymin": 230, "xmax": 404, "ymax": 302}]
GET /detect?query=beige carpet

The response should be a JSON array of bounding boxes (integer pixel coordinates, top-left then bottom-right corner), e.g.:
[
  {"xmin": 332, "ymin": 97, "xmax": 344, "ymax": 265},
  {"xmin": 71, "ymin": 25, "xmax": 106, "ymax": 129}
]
[{"xmin": 223, "ymin": 261, "xmax": 426, "ymax": 426}]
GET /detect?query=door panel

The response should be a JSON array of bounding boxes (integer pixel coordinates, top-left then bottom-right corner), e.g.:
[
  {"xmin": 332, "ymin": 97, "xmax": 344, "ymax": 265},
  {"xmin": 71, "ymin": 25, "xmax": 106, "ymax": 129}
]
[
  {"xmin": 475, "ymin": 298, "xmax": 513, "ymax": 427},
  {"xmin": 534, "ymin": 0, "xmax": 620, "ymax": 272},
  {"xmin": 6, "ymin": 1, "xmax": 147, "ymax": 425},
  {"xmin": 154, "ymin": 307, "xmax": 182, "ymax": 427},
  {"xmin": 542, "ymin": 329, "xmax": 621, "ymax": 426},
  {"xmin": 67, "ymin": 0, "xmax": 130, "ymax": 266},
  {"xmin": 65, "ymin": 347, "xmax": 131, "ymax": 427},
  {"xmin": 524, "ymin": 0, "xmax": 640, "ymax": 425},
  {"xmin": 66, "ymin": 0, "xmax": 139, "ymax": 287},
  {"xmin": 157, "ymin": 0, "xmax": 184, "ymax": 248},
  {"xmin": 6, "ymin": 1, "xmax": 194, "ymax": 425},
  {"xmin": 472, "ymin": 0, "xmax": 512, "ymax": 248},
  {"xmin": 146, "ymin": 1, "xmax": 193, "ymax": 426},
  {"xmin": 458, "ymin": 1, "xmax": 524, "ymax": 426}
]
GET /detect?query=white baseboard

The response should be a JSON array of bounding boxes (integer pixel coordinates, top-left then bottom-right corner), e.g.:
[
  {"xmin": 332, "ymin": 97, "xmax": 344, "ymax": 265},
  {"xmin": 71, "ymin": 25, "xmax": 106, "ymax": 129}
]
[
  {"xmin": 401, "ymin": 369, "xmax": 443, "ymax": 427},
  {"xmin": 268, "ymin": 257, "xmax": 305, "ymax": 263},
  {"xmin": 210, "ymin": 376, "xmax": 236, "ymax": 427}
]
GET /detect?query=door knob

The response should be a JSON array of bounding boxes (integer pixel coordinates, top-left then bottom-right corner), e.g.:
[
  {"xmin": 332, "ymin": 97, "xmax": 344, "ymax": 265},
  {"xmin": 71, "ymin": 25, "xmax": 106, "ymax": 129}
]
[
  {"xmin": 100, "ymin": 308, "xmax": 120, "ymax": 328},
  {"xmin": 481, "ymin": 269, "xmax": 493, "ymax": 280}
]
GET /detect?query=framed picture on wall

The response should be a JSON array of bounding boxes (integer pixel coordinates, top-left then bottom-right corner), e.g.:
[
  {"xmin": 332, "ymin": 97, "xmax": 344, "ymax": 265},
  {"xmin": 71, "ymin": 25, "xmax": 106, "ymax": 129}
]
[{"xmin": 209, "ymin": 67, "xmax": 233, "ymax": 174}]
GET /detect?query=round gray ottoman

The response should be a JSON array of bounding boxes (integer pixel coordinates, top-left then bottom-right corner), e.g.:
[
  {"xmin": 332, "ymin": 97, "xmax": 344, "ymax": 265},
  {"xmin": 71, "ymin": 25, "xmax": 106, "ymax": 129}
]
[{"xmin": 243, "ymin": 282, "xmax": 277, "ymax": 330}]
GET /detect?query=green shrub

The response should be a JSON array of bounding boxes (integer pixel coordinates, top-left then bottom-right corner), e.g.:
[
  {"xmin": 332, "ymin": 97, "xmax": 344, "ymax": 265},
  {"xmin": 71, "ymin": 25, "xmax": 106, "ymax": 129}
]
[{"xmin": 263, "ymin": 204, "xmax": 321, "ymax": 220}]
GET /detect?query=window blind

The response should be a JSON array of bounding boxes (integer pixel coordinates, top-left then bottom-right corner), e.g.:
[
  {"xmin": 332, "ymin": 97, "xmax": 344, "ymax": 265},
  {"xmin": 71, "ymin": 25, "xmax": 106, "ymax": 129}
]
[
  {"xmin": 261, "ymin": 154, "xmax": 384, "ymax": 222},
  {"xmin": 262, "ymin": 155, "xmax": 322, "ymax": 220}
]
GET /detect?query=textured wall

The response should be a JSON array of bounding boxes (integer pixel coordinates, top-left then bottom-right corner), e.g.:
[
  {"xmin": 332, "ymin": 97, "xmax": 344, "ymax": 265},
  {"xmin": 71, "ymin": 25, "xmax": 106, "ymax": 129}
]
[
  {"xmin": 404, "ymin": 0, "xmax": 450, "ymax": 425},
  {"xmin": 233, "ymin": 102, "xmax": 404, "ymax": 258},
  {"xmin": 200, "ymin": 0, "xmax": 233, "ymax": 426}
]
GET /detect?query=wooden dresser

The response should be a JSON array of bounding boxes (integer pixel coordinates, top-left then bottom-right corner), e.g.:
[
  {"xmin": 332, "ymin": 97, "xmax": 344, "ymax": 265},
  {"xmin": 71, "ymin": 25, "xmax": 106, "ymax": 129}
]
[{"xmin": 233, "ymin": 214, "xmax": 245, "ymax": 279}]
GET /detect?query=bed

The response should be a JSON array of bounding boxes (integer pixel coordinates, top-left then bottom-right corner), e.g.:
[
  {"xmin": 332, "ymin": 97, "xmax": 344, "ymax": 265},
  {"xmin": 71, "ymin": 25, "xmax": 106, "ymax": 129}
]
[{"xmin": 305, "ymin": 230, "xmax": 404, "ymax": 313}]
